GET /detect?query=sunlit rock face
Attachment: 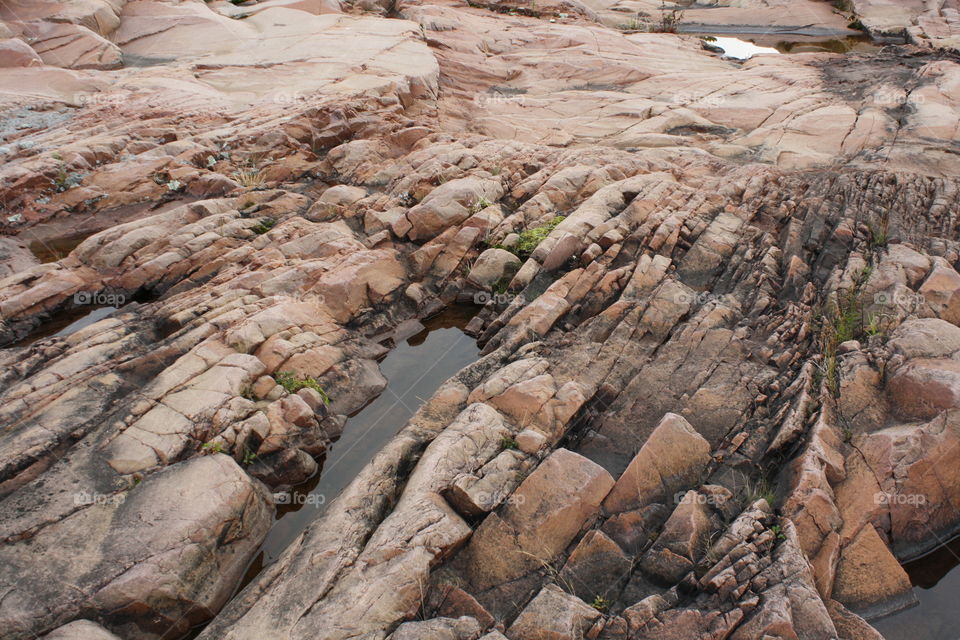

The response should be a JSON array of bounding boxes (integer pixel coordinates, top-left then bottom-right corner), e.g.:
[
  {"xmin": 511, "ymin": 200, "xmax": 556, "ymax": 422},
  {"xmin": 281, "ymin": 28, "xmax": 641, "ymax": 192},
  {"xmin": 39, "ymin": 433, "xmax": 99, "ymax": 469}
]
[{"xmin": 1, "ymin": 0, "xmax": 960, "ymax": 639}]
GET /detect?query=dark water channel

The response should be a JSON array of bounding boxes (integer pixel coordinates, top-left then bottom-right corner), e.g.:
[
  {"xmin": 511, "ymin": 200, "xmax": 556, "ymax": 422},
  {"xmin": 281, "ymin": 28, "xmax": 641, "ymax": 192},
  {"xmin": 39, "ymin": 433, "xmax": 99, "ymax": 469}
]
[
  {"xmin": 239, "ymin": 305, "xmax": 481, "ymax": 582},
  {"xmin": 873, "ymin": 535, "xmax": 960, "ymax": 640}
]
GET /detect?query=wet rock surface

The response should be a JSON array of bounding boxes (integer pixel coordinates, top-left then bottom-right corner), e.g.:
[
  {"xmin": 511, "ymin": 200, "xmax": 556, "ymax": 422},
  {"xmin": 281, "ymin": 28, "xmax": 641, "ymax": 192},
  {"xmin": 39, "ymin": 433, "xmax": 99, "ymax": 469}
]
[{"xmin": 1, "ymin": 0, "xmax": 960, "ymax": 639}]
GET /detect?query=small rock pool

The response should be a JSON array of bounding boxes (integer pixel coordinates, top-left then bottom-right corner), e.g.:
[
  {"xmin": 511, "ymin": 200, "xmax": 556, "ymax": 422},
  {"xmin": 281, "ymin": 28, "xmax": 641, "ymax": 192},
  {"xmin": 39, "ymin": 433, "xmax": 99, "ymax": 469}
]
[
  {"xmin": 692, "ymin": 33, "xmax": 879, "ymax": 60},
  {"xmin": 706, "ymin": 37, "xmax": 780, "ymax": 60},
  {"xmin": 237, "ymin": 305, "xmax": 481, "ymax": 582},
  {"xmin": 873, "ymin": 535, "xmax": 960, "ymax": 640}
]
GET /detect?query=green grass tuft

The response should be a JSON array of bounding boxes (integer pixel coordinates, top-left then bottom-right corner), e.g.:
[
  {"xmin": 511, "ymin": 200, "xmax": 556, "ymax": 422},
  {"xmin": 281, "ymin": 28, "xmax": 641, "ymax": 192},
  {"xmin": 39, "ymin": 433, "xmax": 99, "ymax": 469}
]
[
  {"xmin": 274, "ymin": 371, "xmax": 331, "ymax": 405},
  {"xmin": 511, "ymin": 216, "xmax": 566, "ymax": 259}
]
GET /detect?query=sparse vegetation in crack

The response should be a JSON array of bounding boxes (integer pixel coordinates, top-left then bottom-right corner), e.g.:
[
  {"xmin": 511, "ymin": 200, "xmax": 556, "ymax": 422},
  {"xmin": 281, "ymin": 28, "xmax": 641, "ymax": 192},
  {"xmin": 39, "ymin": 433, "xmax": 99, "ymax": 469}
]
[
  {"xmin": 249, "ymin": 217, "xmax": 277, "ymax": 235},
  {"xmin": 507, "ymin": 216, "xmax": 565, "ymax": 260},
  {"xmin": 273, "ymin": 371, "xmax": 331, "ymax": 405}
]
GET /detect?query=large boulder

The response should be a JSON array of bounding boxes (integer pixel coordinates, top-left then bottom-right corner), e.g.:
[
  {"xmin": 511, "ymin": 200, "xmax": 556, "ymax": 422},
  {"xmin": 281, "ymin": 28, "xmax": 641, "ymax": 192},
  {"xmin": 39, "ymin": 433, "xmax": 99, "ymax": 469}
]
[
  {"xmin": 42, "ymin": 620, "xmax": 123, "ymax": 640},
  {"xmin": 602, "ymin": 413, "xmax": 711, "ymax": 514},
  {"xmin": 506, "ymin": 584, "xmax": 601, "ymax": 640},
  {"xmin": 0, "ymin": 37, "xmax": 42, "ymax": 67},
  {"xmin": 831, "ymin": 523, "xmax": 916, "ymax": 618},
  {"xmin": 397, "ymin": 178, "xmax": 505, "ymax": 241},
  {"xmin": 0, "ymin": 455, "xmax": 273, "ymax": 639},
  {"xmin": 855, "ymin": 410, "xmax": 960, "ymax": 558},
  {"xmin": 919, "ymin": 257, "xmax": 960, "ymax": 325},
  {"xmin": 467, "ymin": 248, "xmax": 522, "ymax": 289},
  {"xmin": 390, "ymin": 616, "xmax": 482, "ymax": 640},
  {"xmin": 557, "ymin": 529, "xmax": 631, "ymax": 602},
  {"xmin": 452, "ymin": 448, "xmax": 614, "ymax": 600},
  {"xmin": 887, "ymin": 358, "xmax": 960, "ymax": 420},
  {"xmin": 640, "ymin": 490, "xmax": 718, "ymax": 584}
]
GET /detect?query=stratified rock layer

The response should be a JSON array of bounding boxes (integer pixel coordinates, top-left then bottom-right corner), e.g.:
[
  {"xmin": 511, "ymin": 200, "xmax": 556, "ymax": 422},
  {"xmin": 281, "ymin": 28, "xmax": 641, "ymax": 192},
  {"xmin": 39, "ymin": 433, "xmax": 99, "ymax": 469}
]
[{"xmin": 2, "ymin": 0, "xmax": 960, "ymax": 639}]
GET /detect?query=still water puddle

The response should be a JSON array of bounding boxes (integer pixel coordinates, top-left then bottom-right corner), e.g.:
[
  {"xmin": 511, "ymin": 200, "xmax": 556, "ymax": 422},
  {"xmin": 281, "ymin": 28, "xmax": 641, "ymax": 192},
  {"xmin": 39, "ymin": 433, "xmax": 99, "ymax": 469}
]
[
  {"xmin": 695, "ymin": 33, "xmax": 878, "ymax": 59},
  {"xmin": 6, "ymin": 305, "xmax": 121, "ymax": 349},
  {"xmin": 872, "ymin": 535, "xmax": 960, "ymax": 640},
  {"xmin": 242, "ymin": 306, "xmax": 481, "ymax": 577},
  {"xmin": 708, "ymin": 37, "xmax": 780, "ymax": 60}
]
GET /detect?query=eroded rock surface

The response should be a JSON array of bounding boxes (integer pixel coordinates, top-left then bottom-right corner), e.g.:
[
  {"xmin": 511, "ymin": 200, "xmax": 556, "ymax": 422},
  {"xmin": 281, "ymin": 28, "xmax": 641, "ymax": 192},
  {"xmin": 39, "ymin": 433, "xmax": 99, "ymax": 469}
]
[{"xmin": 2, "ymin": 0, "xmax": 960, "ymax": 638}]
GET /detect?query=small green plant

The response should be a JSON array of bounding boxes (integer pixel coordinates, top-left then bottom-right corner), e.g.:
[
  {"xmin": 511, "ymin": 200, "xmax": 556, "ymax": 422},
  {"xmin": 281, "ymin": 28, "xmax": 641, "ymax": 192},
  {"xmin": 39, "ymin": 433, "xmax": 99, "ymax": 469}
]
[
  {"xmin": 816, "ymin": 263, "xmax": 875, "ymax": 395},
  {"xmin": 511, "ymin": 216, "xmax": 566, "ymax": 259},
  {"xmin": 819, "ymin": 348, "xmax": 840, "ymax": 398},
  {"xmin": 770, "ymin": 524, "xmax": 786, "ymax": 540},
  {"xmin": 471, "ymin": 195, "xmax": 493, "ymax": 214},
  {"xmin": 250, "ymin": 217, "xmax": 276, "ymax": 235},
  {"xmin": 743, "ymin": 477, "xmax": 776, "ymax": 507},
  {"xmin": 501, "ymin": 436, "xmax": 519, "ymax": 450},
  {"xmin": 242, "ymin": 448, "xmax": 257, "ymax": 465},
  {"xmin": 51, "ymin": 161, "xmax": 82, "ymax": 192},
  {"xmin": 202, "ymin": 441, "xmax": 223, "ymax": 454},
  {"xmin": 590, "ymin": 595, "xmax": 610, "ymax": 613},
  {"xmin": 273, "ymin": 371, "xmax": 331, "ymax": 405},
  {"xmin": 865, "ymin": 312, "xmax": 889, "ymax": 338},
  {"xmin": 867, "ymin": 215, "xmax": 889, "ymax": 250}
]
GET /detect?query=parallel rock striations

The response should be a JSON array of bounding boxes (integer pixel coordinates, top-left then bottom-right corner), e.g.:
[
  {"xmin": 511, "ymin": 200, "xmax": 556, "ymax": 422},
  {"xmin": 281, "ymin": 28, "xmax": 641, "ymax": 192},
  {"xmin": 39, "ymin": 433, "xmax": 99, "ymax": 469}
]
[{"xmin": 1, "ymin": 0, "xmax": 960, "ymax": 639}]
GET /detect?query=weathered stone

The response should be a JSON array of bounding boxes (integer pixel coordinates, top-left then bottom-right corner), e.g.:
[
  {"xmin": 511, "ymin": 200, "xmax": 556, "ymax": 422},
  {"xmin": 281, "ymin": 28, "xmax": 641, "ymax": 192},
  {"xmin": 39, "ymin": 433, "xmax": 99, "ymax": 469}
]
[
  {"xmin": 402, "ymin": 178, "xmax": 505, "ymax": 241},
  {"xmin": 445, "ymin": 449, "xmax": 528, "ymax": 518},
  {"xmin": 603, "ymin": 413, "xmax": 711, "ymax": 514},
  {"xmin": 42, "ymin": 620, "xmax": 123, "ymax": 640},
  {"xmin": 454, "ymin": 448, "xmax": 614, "ymax": 593},
  {"xmin": 0, "ymin": 455, "xmax": 272, "ymax": 639},
  {"xmin": 832, "ymin": 523, "xmax": 917, "ymax": 618},
  {"xmin": 468, "ymin": 248, "xmax": 522, "ymax": 288},
  {"xmin": 391, "ymin": 616, "xmax": 482, "ymax": 640},
  {"xmin": 558, "ymin": 529, "xmax": 631, "ymax": 602},
  {"xmin": 248, "ymin": 446, "xmax": 319, "ymax": 487},
  {"xmin": 428, "ymin": 585, "xmax": 496, "ymax": 631},
  {"xmin": 640, "ymin": 490, "xmax": 717, "ymax": 585},
  {"xmin": 600, "ymin": 503, "xmax": 670, "ymax": 555},
  {"xmin": 506, "ymin": 584, "xmax": 601, "ymax": 640}
]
